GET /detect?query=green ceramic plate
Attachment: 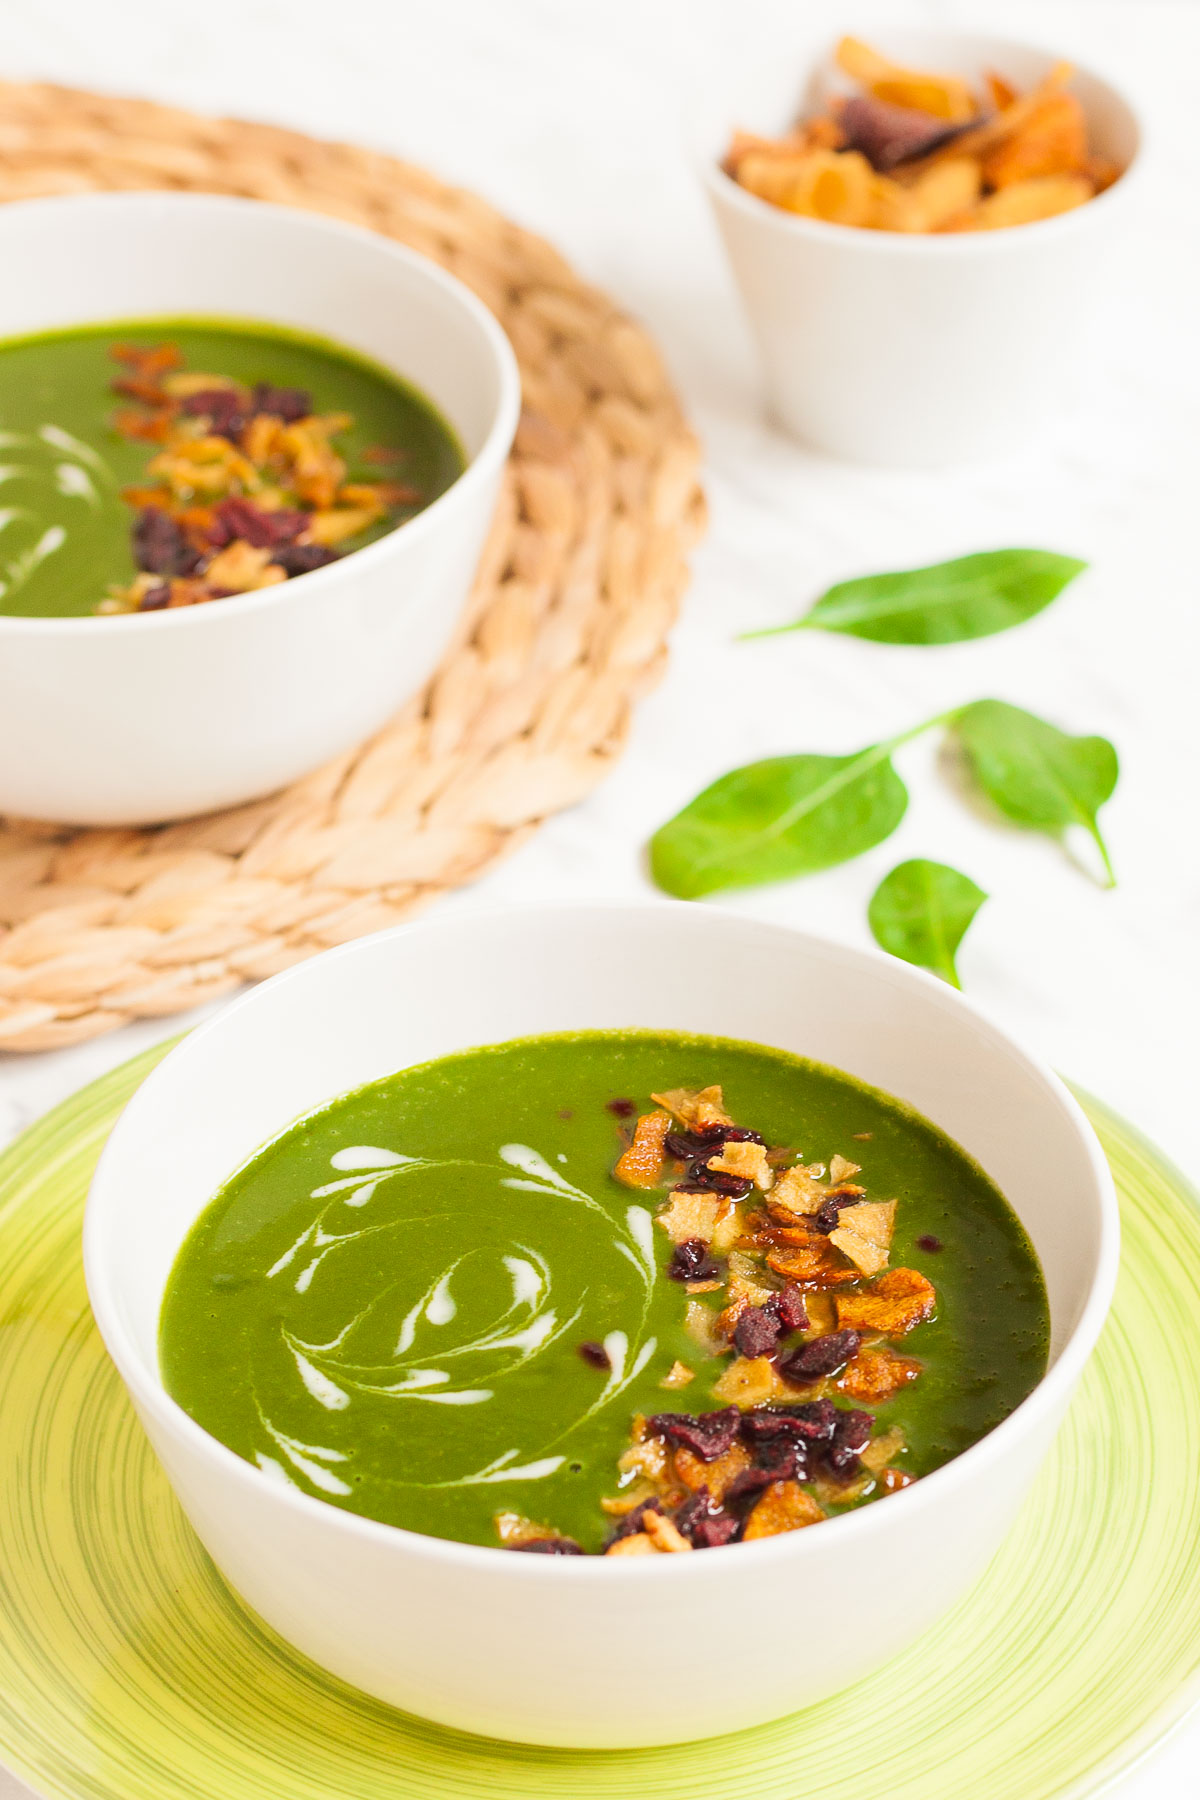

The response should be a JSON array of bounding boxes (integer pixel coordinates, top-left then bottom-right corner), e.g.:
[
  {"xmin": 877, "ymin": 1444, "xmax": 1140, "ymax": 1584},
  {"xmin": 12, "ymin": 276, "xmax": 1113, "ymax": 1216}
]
[{"xmin": 1, "ymin": 1045, "xmax": 1198, "ymax": 1800}]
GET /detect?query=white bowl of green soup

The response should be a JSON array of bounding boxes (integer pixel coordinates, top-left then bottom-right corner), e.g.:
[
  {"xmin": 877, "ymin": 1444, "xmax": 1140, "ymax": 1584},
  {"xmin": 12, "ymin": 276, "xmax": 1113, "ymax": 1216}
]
[
  {"xmin": 0, "ymin": 192, "xmax": 519, "ymax": 824},
  {"xmin": 84, "ymin": 902, "xmax": 1118, "ymax": 1746}
]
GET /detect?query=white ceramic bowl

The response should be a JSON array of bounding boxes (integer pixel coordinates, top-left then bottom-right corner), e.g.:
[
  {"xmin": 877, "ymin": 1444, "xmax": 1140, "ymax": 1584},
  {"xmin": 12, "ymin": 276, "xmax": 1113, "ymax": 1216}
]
[
  {"xmin": 697, "ymin": 30, "xmax": 1143, "ymax": 466},
  {"xmin": 84, "ymin": 902, "xmax": 1118, "ymax": 1747},
  {"xmin": 0, "ymin": 192, "xmax": 520, "ymax": 825}
]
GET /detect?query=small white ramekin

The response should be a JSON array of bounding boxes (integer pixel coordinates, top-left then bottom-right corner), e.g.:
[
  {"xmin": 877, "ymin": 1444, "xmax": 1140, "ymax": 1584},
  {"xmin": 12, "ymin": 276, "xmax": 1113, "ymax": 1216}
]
[
  {"xmin": 696, "ymin": 29, "xmax": 1143, "ymax": 466},
  {"xmin": 84, "ymin": 901, "xmax": 1118, "ymax": 1747},
  {"xmin": 0, "ymin": 193, "xmax": 520, "ymax": 825}
]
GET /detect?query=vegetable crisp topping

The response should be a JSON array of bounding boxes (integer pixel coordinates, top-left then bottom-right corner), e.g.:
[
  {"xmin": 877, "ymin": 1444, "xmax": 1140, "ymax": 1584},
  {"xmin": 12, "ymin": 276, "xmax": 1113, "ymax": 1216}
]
[
  {"xmin": 829, "ymin": 1198, "xmax": 897, "ymax": 1276},
  {"xmin": 499, "ymin": 1078, "xmax": 940, "ymax": 1558},
  {"xmin": 96, "ymin": 341, "xmax": 426, "ymax": 614},
  {"xmin": 743, "ymin": 1480, "xmax": 826, "ymax": 1539},
  {"xmin": 706, "ymin": 1138, "xmax": 775, "ymax": 1191},
  {"xmin": 613, "ymin": 1110, "xmax": 672, "ymax": 1189},
  {"xmin": 723, "ymin": 37, "xmax": 1124, "ymax": 236},
  {"xmin": 651, "ymin": 1086, "xmax": 734, "ymax": 1130},
  {"xmin": 837, "ymin": 1346, "xmax": 923, "ymax": 1404},
  {"xmin": 656, "ymin": 1190, "xmax": 725, "ymax": 1245},
  {"xmin": 835, "ymin": 1268, "xmax": 938, "ymax": 1336}
]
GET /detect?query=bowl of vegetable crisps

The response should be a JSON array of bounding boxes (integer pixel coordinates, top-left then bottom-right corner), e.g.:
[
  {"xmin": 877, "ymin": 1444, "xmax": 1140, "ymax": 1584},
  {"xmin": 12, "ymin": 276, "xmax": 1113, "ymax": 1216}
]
[
  {"xmin": 698, "ymin": 29, "xmax": 1142, "ymax": 466},
  {"xmin": 84, "ymin": 901, "xmax": 1119, "ymax": 1746},
  {"xmin": 0, "ymin": 191, "xmax": 520, "ymax": 825}
]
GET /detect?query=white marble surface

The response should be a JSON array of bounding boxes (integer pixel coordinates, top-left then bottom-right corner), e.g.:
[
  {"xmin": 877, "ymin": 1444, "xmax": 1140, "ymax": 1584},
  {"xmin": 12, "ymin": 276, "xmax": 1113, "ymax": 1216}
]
[{"xmin": 0, "ymin": 0, "xmax": 1198, "ymax": 1793}]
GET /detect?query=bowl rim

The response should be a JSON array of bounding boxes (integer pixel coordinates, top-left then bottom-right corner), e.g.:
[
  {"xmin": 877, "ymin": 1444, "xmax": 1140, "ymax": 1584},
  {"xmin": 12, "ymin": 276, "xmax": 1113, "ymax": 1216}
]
[
  {"xmin": 695, "ymin": 24, "xmax": 1146, "ymax": 257},
  {"xmin": 0, "ymin": 190, "xmax": 522, "ymax": 637},
  {"xmin": 83, "ymin": 897, "xmax": 1121, "ymax": 1579}
]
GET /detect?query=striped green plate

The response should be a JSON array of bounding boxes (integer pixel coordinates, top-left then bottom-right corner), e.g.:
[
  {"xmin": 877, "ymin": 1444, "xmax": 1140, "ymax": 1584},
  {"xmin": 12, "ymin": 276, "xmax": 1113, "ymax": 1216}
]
[{"xmin": 1, "ymin": 1045, "xmax": 1198, "ymax": 1800}]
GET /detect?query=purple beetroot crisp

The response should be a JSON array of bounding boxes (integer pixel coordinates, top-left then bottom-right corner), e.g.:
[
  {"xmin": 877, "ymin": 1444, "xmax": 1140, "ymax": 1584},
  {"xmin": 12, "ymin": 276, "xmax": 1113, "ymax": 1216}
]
[{"xmin": 646, "ymin": 1407, "xmax": 742, "ymax": 1462}]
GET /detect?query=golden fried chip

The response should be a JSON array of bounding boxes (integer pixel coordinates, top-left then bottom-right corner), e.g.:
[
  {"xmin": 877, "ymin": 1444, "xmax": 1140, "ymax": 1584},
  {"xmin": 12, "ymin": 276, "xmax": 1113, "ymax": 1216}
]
[
  {"xmin": 799, "ymin": 149, "xmax": 875, "ymax": 225},
  {"xmin": 835, "ymin": 1267, "xmax": 937, "ymax": 1335},
  {"xmin": 766, "ymin": 1244, "xmax": 860, "ymax": 1289},
  {"xmin": 613, "ymin": 1110, "xmax": 672, "ymax": 1189},
  {"xmin": 829, "ymin": 1198, "xmax": 897, "ymax": 1276},
  {"xmin": 673, "ymin": 1440, "xmax": 754, "ymax": 1500},
  {"xmin": 982, "ymin": 89, "xmax": 1089, "ymax": 188},
  {"xmin": 986, "ymin": 70, "xmax": 1019, "ymax": 110},
  {"xmin": 202, "ymin": 540, "xmax": 286, "ymax": 593},
  {"xmin": 736, "ymin": 146, "xmax": 877, "ymax": 226},
  {"xmin": 656, "ymin": 1189, "xmax": 721, "ymax": 1244},
  {"xmin": 735, "ymin": 150, "xmax": 821, "ymax": 211},
  {"xmin": 838, "ymin": 1347, "xmax": 922, "ymax": 1404},
  {"xmin": 859, "ymin": 1425, "xmax": 907, "ymax": 1473},
  {"xmin": 708, "ymin": 1139, "xmax": 774, "ymax": 1191},
  {"xmin": 239, "ymin": 413, "xmax": 284, "ymax": 464},
  {"xmin": 803, "ymin": 1289, "xmax": 838, "ymax": 1335},
  {"xmin": 651, "ymin": 1085, "xmax": 733, "ymax": 1129},
  {"xmin": 684, "ymin": 1299, "xmax": 725, "ymax": 1356},
  {"xmin": 905, "ymin": 155, "xmax": 983, "ymax": 229},
  {"xmin": 946, "ymin": 173, "xmax": 1093, "ymax": 230},
  {"xmin": 642, "ymin": 1510, "xmax": 692, "ymax": 1553},
  {"xmin": 760, "ymin": 1212, "xmax": 859, "ymax": 1288},
  {"xmin": 836, "ymin": 35, "xmax": 977, "ymax": 122},
  {"xmin": 871, "ymin": 73, "xmax": 976, "ymax": 122},
  {"xmin": 494, "ymin": 1510, "xmax": 567, "ymax": 1548},
  {"xmin": 600, "ymin": 1479, "xmax": 661, "ymax": 1516},
  {"xmin": 742, "ymin": 1479, "xmax": 826, "ymax": 1539},
  {"xmin": 768, "ymin": 1164, "xmax": 828, "ymax": 1215},
  {"xmin": 712, "ymin": 1355, "xmax": 794, "ymax": 1407},
  {"xmin": 808, "ymin": 114, "xmax": 847, "ymax": 152},
  {"xmin": 605, "ymin": 1532, "xmax": 659, "ymax": 1557},
  {"xmin": 727, "ymin": 1248, "xmax": 768, "ymax": 1281},
  {"xmin": 724, "ymin": 125, "xmax": 818, "ymax": 177},
  {"xmin": 711, "ymin": 1198, "xmax": 746, "ymax": 1253},
  {"xmin": 834, "ymin": 35, "xmax": 898, "ymax": 86},
  {"xmin": 617, "ymin": 1434, "xmax": 671, "ymax": 1483},
  {"xmin": 811, "ymin": 1466, "xmax": 874, "ymax": 1507},
  {"xmin": 950, "ymin": 63, "xmax": 1073, "ymax": 161}
]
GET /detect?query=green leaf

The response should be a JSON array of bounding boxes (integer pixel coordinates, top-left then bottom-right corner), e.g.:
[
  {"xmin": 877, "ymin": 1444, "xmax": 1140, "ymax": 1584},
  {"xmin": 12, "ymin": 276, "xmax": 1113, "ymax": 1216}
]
[
  {"xmin": 868, "ymin": 860, "xmax": 988, "ymax": 988},
  {"xmin": 743, "ymin": 549, "xmax": 1087, "ymax": 646},
  {"xmin": 953, "ymin": 699, "xmax": 1119, "ymax": 885},
  {"xmin": 649, "ymin": 745, "xmax": 909, "ymax": 900}
]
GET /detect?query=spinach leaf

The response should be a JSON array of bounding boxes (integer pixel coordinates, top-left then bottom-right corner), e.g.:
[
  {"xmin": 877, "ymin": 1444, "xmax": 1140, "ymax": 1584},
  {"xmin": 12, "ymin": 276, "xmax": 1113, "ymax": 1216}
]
[
  {"xmin": 743, "ymin": 549, "xmax": 1086, "ymax": 646},
  {"xmin": 953, "ymin": 699, "xmax": 1118, "ymax": 885},
  {"xmin": 868, "ymin": 860, "xmax": 988, "ymax": 988},
  {"xmin": 649, "ymin": 743, "xmax": 910, "ymax": 899}
]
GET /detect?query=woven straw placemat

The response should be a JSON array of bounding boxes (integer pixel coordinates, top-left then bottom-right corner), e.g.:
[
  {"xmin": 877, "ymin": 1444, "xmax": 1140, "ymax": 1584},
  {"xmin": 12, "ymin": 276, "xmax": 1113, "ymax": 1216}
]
[{"xmin": 0, "ymin": 82, "xmax": 705, "ymax": 1053}]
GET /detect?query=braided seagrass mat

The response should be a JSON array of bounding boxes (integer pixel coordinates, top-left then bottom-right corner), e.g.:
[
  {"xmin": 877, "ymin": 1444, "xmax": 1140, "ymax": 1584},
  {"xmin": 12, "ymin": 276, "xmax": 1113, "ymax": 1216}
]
[{"xmin": 0, "ymin": 82, "xmax": 705, "ymax": 1053}]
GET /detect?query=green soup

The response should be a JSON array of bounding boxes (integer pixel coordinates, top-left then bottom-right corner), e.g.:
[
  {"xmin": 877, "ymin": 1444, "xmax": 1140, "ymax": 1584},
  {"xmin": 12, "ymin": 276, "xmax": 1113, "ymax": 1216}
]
[
  {"xmin": 160, "ymin": 1032, "xmax": 1049, "ymax": 1553},
  {"xmin": 0, "ymin": 318, "xmax": 463, "ymax": 618}
]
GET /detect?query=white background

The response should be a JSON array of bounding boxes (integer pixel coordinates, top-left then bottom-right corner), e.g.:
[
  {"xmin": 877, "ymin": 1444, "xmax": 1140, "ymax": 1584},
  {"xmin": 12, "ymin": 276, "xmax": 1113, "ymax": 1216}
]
[{"xmin": 0, "ymin": 0, "xmax": 1197, "ymax": 1793}]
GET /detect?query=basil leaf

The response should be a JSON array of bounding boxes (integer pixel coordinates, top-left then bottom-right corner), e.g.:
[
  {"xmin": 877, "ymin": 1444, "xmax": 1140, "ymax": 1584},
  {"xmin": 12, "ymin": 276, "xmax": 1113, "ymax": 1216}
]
[
  {"xmin": 953, "ymin": 699, "xmax": 1118, "ymax": 885},
  {"xmin": 744, "ymin": 549, "xmax": 1086, "ymax": 646},
  {"xmin": 649, "ymin": 745, "xmax": 909, "ymax": 899},
  {"xmin": 868, "ymin": 860, "xmax": 987, "ymax": 988}
]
